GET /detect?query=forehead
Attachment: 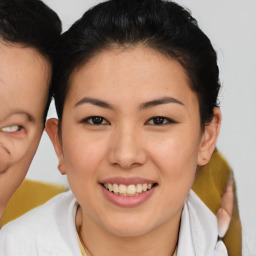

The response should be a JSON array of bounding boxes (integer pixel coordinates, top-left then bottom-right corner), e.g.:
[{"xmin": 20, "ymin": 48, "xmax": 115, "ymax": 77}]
[
  {"xmin": 0, "ymin": 42, "xmax": 51, "ymax": 119},
  {"xmin": 68, "ymin": 46, "xmax": 198, "ymax": 106}
]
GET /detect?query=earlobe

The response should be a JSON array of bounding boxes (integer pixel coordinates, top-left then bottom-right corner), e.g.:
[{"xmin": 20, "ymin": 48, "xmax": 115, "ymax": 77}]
[
  {"xmin": 45, "ymin": 118, "xmax": 66, "ymax": 175},
  {"xmin": 197, "ymin": 108, "xmax": 222, "ymax": 166}
]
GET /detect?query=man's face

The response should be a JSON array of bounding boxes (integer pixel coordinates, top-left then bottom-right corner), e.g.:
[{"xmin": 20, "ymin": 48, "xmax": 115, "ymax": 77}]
[{"xmin": 0, "ymin": 42, "xmax": 51, "ymax": 218}]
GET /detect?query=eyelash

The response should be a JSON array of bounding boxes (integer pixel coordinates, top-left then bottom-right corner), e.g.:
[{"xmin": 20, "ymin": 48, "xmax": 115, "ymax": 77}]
[
  {"xmin": 80, "ymin": 116, "xmax": 176, "ymax": 126},
  {"xmin": 81, "ymin": 116, "xmax": 110, "ymax": 125},
  {"xmin": 146, "ymin": 116, "xmax": 177, "ymax": 126}
]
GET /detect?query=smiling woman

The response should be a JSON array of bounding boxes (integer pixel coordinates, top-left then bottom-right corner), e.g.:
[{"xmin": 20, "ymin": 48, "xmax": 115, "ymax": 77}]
[
  {"xmin": 0, "ymin": 0, "xmax": 237, "ymax": 255},
  {"xmin": 55, "ymin": 47, "xmax": 209, "ymax": 235}
]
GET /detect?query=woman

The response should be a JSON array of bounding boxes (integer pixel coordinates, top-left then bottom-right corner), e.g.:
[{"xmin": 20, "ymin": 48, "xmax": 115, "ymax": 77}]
[{"xmin": 0, "ymin": 0, "xmax": 232, "ymax": 255}]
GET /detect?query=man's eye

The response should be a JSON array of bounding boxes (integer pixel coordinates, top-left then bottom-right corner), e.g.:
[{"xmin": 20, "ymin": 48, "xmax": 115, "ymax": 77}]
[
  {"xmin": 82, "ymin": 116, "xmax": 109, "ymax": 125},
  {"xmin": 0, "ymin": 125, "xmax": 24, "ymax": 133},
  {"xmin": 146, "ymin": 116, "xmax": 175, "ymax": 125}
]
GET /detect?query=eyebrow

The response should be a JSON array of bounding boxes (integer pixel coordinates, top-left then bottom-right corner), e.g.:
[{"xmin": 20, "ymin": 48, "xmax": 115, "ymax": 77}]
[
  {"xmin": 74, "ymin": 97, "xmax": 114, "ymax": 109},
  {"xmin": 139, "ymin": 97, "xmax": 184, "ymax": 110},
  {"xmin": 74, "ymin": 96, "xmax": 184, "ymax": 111},
  {"xmin": 0, "ymin": 111, "xmax": 35, "ymax": 126},
  {"xmin": 12, "ymin": 111, "xmax": 34, "ymax": 122}
]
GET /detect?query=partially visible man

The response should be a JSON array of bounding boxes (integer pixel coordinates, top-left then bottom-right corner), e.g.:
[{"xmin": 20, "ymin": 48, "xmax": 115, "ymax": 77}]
[{"xmin": 0, "ymin": 0, "xmax": 61, "ymax": 218}]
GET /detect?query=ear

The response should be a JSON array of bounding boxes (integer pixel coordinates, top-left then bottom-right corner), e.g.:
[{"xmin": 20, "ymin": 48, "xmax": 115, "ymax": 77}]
[
  {"xmin": 197, "ymin": 108, "xmax": 221, "ymax": 166},
  {"xmin": 45, "ymin": 118, "xmax": 66, "ymax": 175}
]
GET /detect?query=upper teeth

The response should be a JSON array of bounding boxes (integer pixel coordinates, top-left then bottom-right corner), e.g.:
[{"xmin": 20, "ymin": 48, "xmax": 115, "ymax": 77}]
[
  {"xmin": 0, "ymin": 126, "xmax": 20, "ymax": 132},
  {"xmin": 104, "ymin": 183, "xmax": 153, "ymax": 196}
]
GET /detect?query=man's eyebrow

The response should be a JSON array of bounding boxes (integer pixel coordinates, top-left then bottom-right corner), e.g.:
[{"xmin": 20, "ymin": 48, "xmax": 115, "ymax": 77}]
[
  {"xmin": 74, "ymin": 97, "xmax": 114, "ymax": 109},
  {"xmin": 13, "ymin": 111, "xmax": 35, "ymax": 122},
  {"xmin": 139, "ymin": 97, "xmax": 184, "ymax": 110},
  {"xmin": 0, "ymin": 111, "xmax": 35, "ymax": 124}
]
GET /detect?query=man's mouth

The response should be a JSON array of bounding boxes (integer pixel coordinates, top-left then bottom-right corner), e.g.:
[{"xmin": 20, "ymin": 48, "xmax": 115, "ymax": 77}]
[{"xmin": 102, "ymin": 183, "xmax": 157, "ymax": 197}]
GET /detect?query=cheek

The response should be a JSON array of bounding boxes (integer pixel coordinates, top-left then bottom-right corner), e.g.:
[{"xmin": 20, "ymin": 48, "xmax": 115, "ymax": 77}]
[
  {"xmin": 63, "ymin": 137, "xmax": 104, "ymax": 172},
  {"xmin": 61, "ymin": 128, "xmax": 107, "ymax": 189},
  {"xmin": 62, "ymin": 134, "xmax": 107, "ymax": 213},
  {"xmin": 147, "ymin": 133, "xmax": 200, "ymax": 220},
  {"xmin": 0, "ymin": 145, "xmax": 10, "ymax": 173},
  {"xmin": 0, "ymin": 131, "xmax": 41, "ymax": 173},
  {"xmin": 149, "ymin": 129, "xmax": 200, "ymax": 185}
]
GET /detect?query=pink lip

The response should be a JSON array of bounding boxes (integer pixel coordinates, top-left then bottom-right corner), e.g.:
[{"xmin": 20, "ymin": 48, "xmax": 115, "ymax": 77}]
[
  {"xmin": 100, "ymin": 185, "xmax": 157, "ymax": 208},
  {"xmin": 100, "ymin": 176, "xmax": 156, "ymax": 186}
]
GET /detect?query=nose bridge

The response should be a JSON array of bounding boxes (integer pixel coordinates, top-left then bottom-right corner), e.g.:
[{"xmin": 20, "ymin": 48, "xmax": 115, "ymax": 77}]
[{"xmin": 108, "ymin": 122, "xmax": 146, "ymax": 169}]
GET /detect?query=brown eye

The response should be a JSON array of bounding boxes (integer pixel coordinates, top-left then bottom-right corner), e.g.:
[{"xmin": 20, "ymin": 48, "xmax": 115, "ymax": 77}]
[
  {"xmin": 82, "ymin": 116, "xmax": 109, "ymax": 125},
  {"xmin": 146, "ymin": 116, "xmax": 176, "ymax": 125},
  {"xmin": 152, "ymin": 117, "xmax": 165, "ymax": 125}
]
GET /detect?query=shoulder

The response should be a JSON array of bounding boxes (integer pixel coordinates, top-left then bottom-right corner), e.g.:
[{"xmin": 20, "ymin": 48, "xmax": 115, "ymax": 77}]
[
  {"xmin": 0, "ymin": 190, "xmax": 81, "ymax": 256},
  {"xmin": 2, "ymin": 190, "xmax": 75, "ymax": 230},
  {"xmin": 177, "ymin": 190, "xmax": 221, "ymax": 256},
  {"xmin": 186, "ymin": 190, "xmax": 218, "ymax": 233}
]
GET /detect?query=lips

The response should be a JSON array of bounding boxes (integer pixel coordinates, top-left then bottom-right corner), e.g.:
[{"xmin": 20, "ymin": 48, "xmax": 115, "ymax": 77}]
[
  {"xmin": 103, "ymin": 183, "xmax": 154, "ymax": 196},
  {"xmin": 100, "ymin": 177, "xmax": 158, "ymax": 207}
]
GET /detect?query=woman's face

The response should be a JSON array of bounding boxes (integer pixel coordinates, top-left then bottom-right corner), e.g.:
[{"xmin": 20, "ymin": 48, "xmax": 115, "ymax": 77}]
[
  {"xmin": 0, "ymin": 42, "xmax": 51, "ymax": 217},
  {"xmin": 47, "ymin": 46, "xmax": 220, "ymax": 237}
]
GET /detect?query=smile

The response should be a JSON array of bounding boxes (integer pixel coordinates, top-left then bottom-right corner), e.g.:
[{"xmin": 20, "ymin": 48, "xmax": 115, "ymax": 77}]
[
  {"xmin": 103, "ymin": 183, "xmax": 156, "ymax": 197},
  {"xmin": 100, "ymin": 178, "xmax": 158, "ymax": 207}
]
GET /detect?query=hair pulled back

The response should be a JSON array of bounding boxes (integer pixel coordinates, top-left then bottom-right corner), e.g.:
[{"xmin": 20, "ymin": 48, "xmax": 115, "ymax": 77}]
[{"xmin": 52, "ymin": 0, "xmax": 220, "ymax": 127}]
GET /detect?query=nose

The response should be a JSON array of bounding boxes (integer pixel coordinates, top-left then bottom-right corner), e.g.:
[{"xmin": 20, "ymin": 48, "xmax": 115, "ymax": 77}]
[{"xmin": 107, "ymin": 126, "xmax": 147, "ymax": 170}]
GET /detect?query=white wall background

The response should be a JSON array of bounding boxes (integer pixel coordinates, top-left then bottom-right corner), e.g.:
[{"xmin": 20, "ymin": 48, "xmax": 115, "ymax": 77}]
[{"xmin": 27, "ymin": 0, "xmax": 256, "ymax": 244}]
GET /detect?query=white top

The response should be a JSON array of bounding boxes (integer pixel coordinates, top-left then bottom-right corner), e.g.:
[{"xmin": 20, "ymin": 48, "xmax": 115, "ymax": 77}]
[{"xmin": 0, "ymin": 190, "xmax": 227, "ymax": 256}]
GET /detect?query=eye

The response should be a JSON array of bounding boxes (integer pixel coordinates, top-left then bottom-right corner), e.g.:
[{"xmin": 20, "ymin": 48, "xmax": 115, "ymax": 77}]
[
  {"xmin": 82, "ymin": 116, "xmax": 110, "ymax": 125},
  {"xmin": 0, "ymin": 125, "xmax": 24, "ymax": 133},
  {"xmin": 146, "ymin": 116, "xmax": 176, "ymax": 125}
]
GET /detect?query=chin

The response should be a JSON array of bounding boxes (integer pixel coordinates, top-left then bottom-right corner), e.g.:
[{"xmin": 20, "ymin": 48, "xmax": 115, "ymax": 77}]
[{"xmin": 102, "ymin": 217, "xmax": 154, "ymax": 237}]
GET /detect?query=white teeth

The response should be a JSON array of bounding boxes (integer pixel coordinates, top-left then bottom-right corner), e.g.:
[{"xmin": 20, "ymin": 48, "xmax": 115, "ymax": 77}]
[
  {"xmin": 136, "ymin": 184, "xmax": 142, "ymax": 193},
  {"xmin": 119, "ymin": 184, "xmax": 126, "ymax": 194},
  {"xmin": 103, "ymin": 183, "xmax": 154, "ymax": 196},
  {"xmin": 127, "ymin": 185, "xmax": 136, "ymax": 195},
  {"xmin": 108, "ymin": 183, "xmax": 113, "ymax": 192},
  {"xmin": 0, "ymin": 126, "xmax": 20, "ymax": 132},
  {"xmin": 142, "ymin": 184, "xmax": 148, "ymax": 192},
  {"xmin": 113, "ymin": 184, "xmax": 119, "ymax": 194}
]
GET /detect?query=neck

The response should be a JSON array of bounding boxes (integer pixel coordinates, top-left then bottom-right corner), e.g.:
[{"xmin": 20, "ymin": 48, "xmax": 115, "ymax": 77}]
[{"xmin": 76, "ymin": 207, "xmax": 181, "ymax": 256}]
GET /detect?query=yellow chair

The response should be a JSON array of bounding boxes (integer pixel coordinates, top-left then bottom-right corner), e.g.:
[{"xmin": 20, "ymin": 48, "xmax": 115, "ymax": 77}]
[
  {"xmin": 193, "ymin": 150, "xmax": 242, "ymax": 256},
  {"xmin": 0, "ymin": 179, "xmax": 67, "ymax": 228},
  {"xmin": 1, "ymin": 150, "xmax": 241, "ymax": 255}
]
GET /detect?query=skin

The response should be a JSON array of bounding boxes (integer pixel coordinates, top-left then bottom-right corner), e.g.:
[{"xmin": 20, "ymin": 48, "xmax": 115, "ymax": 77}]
[
  {"xmin": 0, "ymin": 41, "xmax": 51, "ymax": 218},
  {"xmin": 47, "ymin": 46, "xmax": 221, "ymax": 256},
  {"xmin": 217, "ymin": 175, "xmax": 234, "ymax": 237}
]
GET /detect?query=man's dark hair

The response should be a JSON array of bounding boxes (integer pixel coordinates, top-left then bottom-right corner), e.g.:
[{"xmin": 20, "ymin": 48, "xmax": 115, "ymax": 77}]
[
  {"xmin": 0, "ymin": 0, "xmax": 62, "ymax": 121},
  {"xmin": 53, "ymin": 0, "xmax": 220, "ymax": 128}
]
